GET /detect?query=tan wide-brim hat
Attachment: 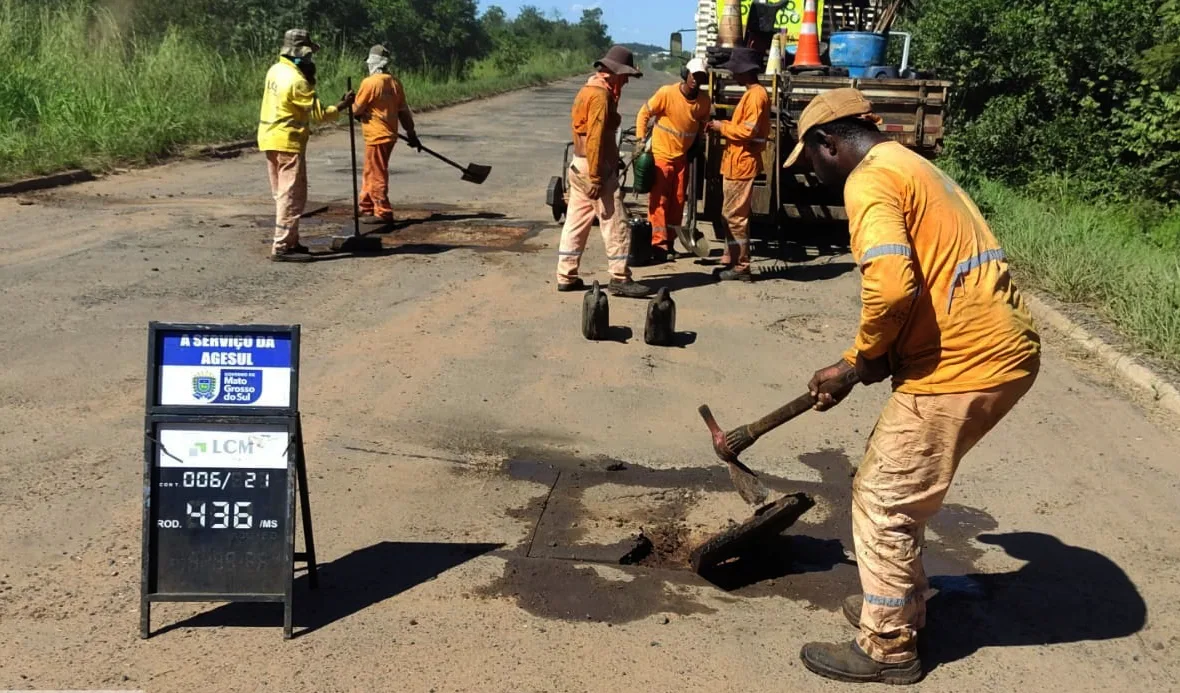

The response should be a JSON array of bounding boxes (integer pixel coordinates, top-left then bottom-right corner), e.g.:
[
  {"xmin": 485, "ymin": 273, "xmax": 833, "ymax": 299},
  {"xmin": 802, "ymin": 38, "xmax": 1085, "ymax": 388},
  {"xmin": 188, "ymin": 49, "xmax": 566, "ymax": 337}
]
[
  {"xmin": 281, "ymin": 28, "xmax": 321, "ymax": 59},
  {"xmin": 594, "ymin": 45, "xmax": 643, "ymax": 77},
  {"xmin": 783, "ymin": 88, "xmax": 882, "ymax": 169}
]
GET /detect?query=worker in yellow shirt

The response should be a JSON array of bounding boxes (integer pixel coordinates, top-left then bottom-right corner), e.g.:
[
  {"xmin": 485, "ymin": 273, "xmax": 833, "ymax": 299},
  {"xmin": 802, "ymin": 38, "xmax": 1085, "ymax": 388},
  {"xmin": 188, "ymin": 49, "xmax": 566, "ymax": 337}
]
[
  {"xmin": 353, "ymin": 45, "xmax": 422, "ymax": 225},
  {"xmin": 257, "ymin": 29, "xmax": 354, "ymax": 262},
  {"xmin": 635, "ymin": 58, "xmax": 711, "ymax": 263},
  {"xmin": 705, "ymin": 47, "xmax": 769, "ymax": 282},
  {"xmin": 789, "ymin": 89, "xmax": 1041, "ymax": 684}
]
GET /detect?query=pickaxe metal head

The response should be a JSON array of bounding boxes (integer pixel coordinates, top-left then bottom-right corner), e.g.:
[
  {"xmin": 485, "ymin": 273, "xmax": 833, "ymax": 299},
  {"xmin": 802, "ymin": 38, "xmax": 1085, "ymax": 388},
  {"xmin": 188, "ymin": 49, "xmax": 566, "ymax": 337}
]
[{"xmin": 699, "ymin": 405, "xmax": 769, "ymax": 505}]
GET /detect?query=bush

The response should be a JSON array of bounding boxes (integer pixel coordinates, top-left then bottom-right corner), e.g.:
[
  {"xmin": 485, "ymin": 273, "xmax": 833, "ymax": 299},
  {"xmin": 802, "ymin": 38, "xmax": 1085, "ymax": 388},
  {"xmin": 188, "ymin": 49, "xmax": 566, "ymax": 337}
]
[{"xmin": 907, "ymin": 0, "xmax": 1180, "ymax": 203}]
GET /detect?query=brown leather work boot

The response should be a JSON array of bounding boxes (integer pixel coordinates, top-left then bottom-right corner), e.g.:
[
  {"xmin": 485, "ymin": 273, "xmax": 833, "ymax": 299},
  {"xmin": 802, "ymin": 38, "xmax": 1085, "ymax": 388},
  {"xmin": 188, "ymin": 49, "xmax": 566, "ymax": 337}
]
[{"xmin": 800, "ymin": 640, "xmax": 923, "ymax": 685}]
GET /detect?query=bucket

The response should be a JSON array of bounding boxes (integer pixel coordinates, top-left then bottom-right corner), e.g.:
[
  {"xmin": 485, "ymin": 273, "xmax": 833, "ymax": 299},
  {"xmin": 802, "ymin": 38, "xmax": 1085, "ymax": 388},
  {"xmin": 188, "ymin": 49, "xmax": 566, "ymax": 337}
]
[{"xmin": 829, "ymin": 31, "xmax": 887, "ymax": 78}]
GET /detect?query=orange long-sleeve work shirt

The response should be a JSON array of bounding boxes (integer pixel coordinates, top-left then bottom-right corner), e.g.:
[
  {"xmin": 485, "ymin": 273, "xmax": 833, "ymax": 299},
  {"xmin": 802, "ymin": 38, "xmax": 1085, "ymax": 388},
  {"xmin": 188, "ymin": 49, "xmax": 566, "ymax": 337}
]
[
  {"xmin": 842, "ymin": 141, "xmax": 1041, "ymax": 394},
  {"xmin": 352, "ymin": 73, "xmax": 409, "ymax": 145},
  {"xmin": 570, "ymin": 74, "xmax": 621, "ymax": 185},
  {"xmin": 636, "ymin": 84, "xmax": 710, "ymax": 162},
  {"xmin": 719, "ymin": 83, "xmax": 770, "ymax": 180}
]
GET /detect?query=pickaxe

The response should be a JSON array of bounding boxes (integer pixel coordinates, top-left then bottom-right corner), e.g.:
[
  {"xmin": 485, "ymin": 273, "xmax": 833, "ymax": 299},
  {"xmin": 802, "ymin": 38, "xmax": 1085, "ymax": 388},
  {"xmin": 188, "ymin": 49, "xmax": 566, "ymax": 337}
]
[{"xmin": 698, "ymin": 368, "xmax": 861, "ymax": 505}]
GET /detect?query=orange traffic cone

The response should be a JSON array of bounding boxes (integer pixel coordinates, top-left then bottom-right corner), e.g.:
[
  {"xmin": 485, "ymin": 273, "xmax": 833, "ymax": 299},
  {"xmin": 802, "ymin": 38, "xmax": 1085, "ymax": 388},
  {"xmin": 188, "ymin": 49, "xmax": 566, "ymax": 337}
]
[
  {"xmin": 718, "ymin": 0, "xmax": 743, "ymax": 48},
  {"xmin": 791, "ymin": 0, "xmax": 822, "ymax": 68}
]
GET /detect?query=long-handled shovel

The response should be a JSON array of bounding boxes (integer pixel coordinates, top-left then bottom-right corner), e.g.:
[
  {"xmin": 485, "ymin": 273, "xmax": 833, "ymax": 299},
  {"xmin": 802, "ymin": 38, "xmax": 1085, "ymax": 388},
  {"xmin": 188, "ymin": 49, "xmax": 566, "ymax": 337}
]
[
  {"xmin": 332, "ymin": 76, "xmax": 383, "ymax": 253},
  {"xmin": 399, "ymin": 134, "xmax": 491, "ymax": 184}
]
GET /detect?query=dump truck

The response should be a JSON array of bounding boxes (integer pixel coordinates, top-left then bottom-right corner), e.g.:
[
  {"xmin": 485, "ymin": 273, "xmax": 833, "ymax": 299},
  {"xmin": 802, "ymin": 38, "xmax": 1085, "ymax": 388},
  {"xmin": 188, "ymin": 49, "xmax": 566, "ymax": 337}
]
[{"xmin": 678, "ymin": 2, "xmax": 953, "ymax": 248}]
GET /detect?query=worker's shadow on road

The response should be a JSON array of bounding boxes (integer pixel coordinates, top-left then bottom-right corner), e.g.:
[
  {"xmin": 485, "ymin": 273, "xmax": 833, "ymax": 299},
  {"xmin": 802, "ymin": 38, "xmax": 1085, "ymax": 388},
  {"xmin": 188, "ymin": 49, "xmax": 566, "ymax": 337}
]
[
  {"xmin": 640, "ymin": 271, "xmax": 721, "ymax": 293},
  {"xmin": 921, "ymin": 531, "xmax": 1146, "ymax": 671},
  {"xmin": 157, "ymin": 541, "xmax": 501, "ymax": 638}
]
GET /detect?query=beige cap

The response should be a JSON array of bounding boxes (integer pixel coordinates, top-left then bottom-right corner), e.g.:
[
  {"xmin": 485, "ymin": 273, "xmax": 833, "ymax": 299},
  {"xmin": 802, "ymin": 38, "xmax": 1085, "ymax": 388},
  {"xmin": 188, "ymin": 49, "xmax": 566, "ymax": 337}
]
[
  {"xmin": 281, "ymin": 29, "xmax": 320, "ymax": 59},
  {"xmin": 783, "ymin": 88, "xmax": 881, "ymax": 169}
]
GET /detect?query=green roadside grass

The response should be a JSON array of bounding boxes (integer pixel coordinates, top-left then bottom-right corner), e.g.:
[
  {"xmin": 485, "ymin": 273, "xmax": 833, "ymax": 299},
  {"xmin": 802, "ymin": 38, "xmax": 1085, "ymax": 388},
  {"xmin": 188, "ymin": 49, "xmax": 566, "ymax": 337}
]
[
  {"xmin": 0, "ymin": 0, "xmax": 587, "ymax": 182},
  {"xmin": 962, "ymin": 173, "xmax": 1180, "ymax": 370}
]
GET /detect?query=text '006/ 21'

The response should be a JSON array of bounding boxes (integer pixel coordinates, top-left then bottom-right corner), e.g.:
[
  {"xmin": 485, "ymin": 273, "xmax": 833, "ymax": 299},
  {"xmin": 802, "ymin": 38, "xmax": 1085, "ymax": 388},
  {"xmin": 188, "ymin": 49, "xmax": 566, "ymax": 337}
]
[{"xmin": 179, "ymin": 470, "xmax": 272, "ymax": 490}]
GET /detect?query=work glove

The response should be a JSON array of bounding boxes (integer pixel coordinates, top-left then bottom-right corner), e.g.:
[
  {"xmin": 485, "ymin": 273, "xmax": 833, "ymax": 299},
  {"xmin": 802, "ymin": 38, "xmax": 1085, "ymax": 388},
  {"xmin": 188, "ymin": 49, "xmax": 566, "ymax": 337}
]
[
  {"xmin": 406, "ymin": 131, "xmax": 423, "ymax": 151},
  {"xmin": 808, "ymin": 359, "xmax": 857, "ymax": 412}
]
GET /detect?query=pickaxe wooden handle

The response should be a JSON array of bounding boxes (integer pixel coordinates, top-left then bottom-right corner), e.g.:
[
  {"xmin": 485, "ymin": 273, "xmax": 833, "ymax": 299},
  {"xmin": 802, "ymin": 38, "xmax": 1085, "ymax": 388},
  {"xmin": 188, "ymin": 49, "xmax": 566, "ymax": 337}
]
[{"xmin": 724, "ymin": 368, "xmax": 862, "ymax": 456}]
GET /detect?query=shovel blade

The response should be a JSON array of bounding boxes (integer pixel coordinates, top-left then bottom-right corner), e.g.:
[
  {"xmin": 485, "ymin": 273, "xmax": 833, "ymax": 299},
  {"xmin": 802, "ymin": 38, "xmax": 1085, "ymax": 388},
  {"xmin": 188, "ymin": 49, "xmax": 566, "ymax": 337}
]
[{"xmin": 461, "ymin": 163, "xmax": 492, "ymax": 185}]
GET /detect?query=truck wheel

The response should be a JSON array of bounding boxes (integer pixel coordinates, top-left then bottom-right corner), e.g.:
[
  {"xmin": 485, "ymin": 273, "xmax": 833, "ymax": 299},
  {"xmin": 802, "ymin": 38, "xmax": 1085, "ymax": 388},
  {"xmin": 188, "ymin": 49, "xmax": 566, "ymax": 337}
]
[{"xmin": 546, "ymin": 176, "xmax": 566, "ymax": 222}]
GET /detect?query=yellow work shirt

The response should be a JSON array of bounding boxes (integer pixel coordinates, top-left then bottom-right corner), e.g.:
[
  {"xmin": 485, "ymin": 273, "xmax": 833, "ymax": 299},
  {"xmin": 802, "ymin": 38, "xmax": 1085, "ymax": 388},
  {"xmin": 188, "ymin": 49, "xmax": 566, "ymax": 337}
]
[
  {"xmin": 257, "ymin": 57, "xmax": 340, "ymax": 154},
  {"xmin": 354, "ymin": 73, "xmax": 408, "ymax": 145},
  {"xmin": 636, "ymin": 84, "xmax": 710, "ymax": 162},
  {"xmin": 719, "ymin": 84, "xmax": 770, "ymax": 180},
  {"xmin": 842, "ymin": 141, "xmax": 1041, "ymax": 394}
]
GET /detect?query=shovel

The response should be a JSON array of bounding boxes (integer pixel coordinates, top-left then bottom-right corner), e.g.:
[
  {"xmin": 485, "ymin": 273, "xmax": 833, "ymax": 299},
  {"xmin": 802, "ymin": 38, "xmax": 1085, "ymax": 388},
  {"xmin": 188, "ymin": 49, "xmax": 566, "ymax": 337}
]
[
  {"xmin": 399, "ymin": 134, "xmax": 491, "ymax": 184},
  {"xmin": 674, "ymin": 156, "xmax": 711, "ymax": 258}
]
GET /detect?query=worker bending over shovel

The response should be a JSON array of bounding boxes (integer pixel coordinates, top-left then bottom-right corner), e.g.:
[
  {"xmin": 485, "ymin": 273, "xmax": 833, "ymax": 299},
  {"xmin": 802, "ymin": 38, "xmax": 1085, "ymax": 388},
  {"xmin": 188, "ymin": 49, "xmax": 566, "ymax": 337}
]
[
  {"xmin": 634, "ymin": 58, "xmax": 711, "ymax": 263},
  {"xmin": 705, "ymin": 47, "xmax": 769, "ymax": 282},
  {"xmin": 792, "ymin": 89, "xmax": 1041, "ymax": 684},
  {"xmin": 258, "ymin": 29, "xmax": 355, "ymax": 262},
  {"xmin": 555, "ymin": 46, "xmax": 652, "ymax": 298},
  {"xmin": 353, "ymin": 45, "xmax": 422, "ymax": 225}
]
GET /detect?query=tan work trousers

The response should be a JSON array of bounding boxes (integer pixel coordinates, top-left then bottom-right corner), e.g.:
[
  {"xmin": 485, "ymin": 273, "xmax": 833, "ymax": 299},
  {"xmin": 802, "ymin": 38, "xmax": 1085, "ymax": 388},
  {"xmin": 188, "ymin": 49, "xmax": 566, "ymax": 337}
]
[
  {"xmin": 719, "ymin": 178, "xmax": 753, "ymax": 272},
  {"xmin": 556, "ymin": 156, "xmax": 631, "ymax": 285},
  {"xmin": 266, "ymin": 151, "xmax": 308, "ymax": 252},
  {"xmin": 853, "ymin": 368, "xmax": 1038, "ymax": 663}
]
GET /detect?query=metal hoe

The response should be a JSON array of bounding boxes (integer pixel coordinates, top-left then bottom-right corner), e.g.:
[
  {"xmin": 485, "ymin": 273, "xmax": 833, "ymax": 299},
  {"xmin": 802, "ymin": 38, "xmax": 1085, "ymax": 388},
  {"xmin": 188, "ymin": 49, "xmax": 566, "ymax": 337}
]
[{"xmin": 699, "ymin": 367, "xmax": 861, "ymax": 504}]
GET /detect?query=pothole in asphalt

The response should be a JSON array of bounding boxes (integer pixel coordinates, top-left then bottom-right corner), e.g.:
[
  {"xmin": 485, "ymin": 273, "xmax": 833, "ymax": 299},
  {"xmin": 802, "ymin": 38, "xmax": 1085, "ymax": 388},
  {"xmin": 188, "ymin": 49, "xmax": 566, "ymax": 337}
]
[
  {"xmin": 472, "ymin": 446, "xmax": 999, "ymax": 624},
  {"xmin": 251, "ymin": 203, "xmax": 542, "ymax": 253}
]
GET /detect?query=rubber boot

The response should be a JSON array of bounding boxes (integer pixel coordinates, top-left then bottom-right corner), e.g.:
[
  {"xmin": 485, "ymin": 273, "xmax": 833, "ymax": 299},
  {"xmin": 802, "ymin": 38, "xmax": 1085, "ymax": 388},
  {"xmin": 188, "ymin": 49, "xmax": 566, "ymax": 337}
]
[{"xmin": 800, "ymin": 640, "xmax": 923, "ymax": 685}]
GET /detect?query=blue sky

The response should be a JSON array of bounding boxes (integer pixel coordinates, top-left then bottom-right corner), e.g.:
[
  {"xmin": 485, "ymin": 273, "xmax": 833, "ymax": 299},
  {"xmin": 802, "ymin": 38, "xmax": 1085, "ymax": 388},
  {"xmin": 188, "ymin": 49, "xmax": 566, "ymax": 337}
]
[{"xmin": 477, "ymin": 0, "xmax": 695, "ymax": 51}]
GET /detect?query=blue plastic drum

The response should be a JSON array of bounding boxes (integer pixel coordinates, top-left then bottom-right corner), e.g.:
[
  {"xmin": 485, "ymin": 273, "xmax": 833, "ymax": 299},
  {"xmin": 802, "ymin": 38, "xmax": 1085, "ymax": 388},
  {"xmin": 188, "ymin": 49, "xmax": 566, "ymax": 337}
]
[{"xmin": 829, "ymin": 31, "xmax": 888, "ymax": 78}]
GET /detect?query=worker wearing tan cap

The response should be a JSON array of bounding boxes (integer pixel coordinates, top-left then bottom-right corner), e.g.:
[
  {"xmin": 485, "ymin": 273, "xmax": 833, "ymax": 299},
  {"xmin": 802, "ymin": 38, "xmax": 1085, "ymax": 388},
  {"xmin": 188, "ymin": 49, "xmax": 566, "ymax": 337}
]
[
  {"xmin": 705, "ymin": 47, "xmax": 770, "ymax": 282},
  {"xmin": 789, "ymin": 88, "xmax": 1041, "ymax": 684},
  {"xmin": 258, "ymin": 29, "xmax": 355, "ymax": 262},
  {"xmin": 635, "ymin": 58, "xmax": 711, "ymax": 262}
]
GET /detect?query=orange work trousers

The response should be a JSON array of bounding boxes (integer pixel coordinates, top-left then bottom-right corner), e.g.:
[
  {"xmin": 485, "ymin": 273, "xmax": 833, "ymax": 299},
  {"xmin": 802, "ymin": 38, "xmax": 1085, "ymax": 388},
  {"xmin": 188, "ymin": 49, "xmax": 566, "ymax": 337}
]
[
  {"xmin": 359, "ymin": 140, "xmax": 395, "ymax": 220},
  {"xmin": 852, "ymin": 368, "xmax": 1038, "ymax": 663},
  {"xmin": 647, "ymin": 155, "xmax": 688, "ymax": 251}
]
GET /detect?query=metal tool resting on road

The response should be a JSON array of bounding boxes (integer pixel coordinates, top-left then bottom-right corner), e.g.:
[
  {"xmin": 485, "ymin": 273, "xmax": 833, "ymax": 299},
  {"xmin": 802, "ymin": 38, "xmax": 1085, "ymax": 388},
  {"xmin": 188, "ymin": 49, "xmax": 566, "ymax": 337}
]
[
  {"xmin": 399, "ymin": 134, "xmax": 491, "ymax": 184},
  {"xmin": 699, "ymin": 367, "xmax": 861, "ymax": 504}
]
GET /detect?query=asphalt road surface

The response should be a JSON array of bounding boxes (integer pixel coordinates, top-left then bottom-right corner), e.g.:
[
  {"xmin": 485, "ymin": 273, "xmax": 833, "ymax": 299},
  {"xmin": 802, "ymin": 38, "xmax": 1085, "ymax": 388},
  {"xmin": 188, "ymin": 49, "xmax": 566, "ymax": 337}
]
[{"xmin": 1, "ymin": 75, "xmax": 1179, "ymax": 692}]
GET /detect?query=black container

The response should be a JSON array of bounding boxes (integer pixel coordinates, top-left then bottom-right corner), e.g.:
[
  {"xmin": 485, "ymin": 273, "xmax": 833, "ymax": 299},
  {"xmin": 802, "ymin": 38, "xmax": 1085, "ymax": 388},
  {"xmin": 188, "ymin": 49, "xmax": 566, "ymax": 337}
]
[
  {"xmin": 627, "ymin": 217, "xmax": 652, "ymax": 267},
  {"xmin": 582, "ymin": 280, "xmax": 610, "ymax": 340},
  {"xmin": 644, "ymin": 287, "xmax": 676, "ymax": 346}
]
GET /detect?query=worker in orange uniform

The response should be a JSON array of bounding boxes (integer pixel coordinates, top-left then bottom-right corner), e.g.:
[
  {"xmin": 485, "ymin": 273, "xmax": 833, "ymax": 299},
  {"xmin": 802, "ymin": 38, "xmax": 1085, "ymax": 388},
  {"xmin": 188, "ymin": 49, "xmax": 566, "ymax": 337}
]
[
  {"xmin": 705, "ymin": 47, "xmax": 769, "ymax": 282},
  {"xmin": 258, "ymin": 29, "xmax": 354, "ymax": 262},
  {"xmin": 555, "ymin": 45, "xmax": 652, "ymax": 298},
  {"xmin": 352, "ymin": 45, "xmax": 422, "ymax": 225},
  {"xmin": 788, "ymin": 89, "xmax": 1041, "ymax": 684},
  {"xmin": 634, "ymin": 58, "xmax": 711, "ymax": 263}
]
